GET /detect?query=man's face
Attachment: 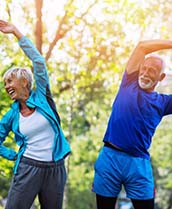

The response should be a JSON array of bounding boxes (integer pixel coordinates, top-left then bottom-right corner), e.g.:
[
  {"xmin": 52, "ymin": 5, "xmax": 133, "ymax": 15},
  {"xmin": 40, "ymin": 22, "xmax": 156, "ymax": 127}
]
[{"xmin": 138, "ymin": 57, "xmax": 165, "ymax": 92}]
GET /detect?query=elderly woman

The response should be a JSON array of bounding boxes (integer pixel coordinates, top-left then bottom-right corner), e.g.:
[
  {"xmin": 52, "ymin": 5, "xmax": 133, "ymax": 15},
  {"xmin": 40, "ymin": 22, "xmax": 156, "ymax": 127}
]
[{"xmin": 0, "ymin": 20, "xmax": 71, "ymax": 209}]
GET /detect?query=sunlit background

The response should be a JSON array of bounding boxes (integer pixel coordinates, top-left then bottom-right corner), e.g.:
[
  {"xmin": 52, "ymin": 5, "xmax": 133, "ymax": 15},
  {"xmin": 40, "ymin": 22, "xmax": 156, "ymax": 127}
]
[{"xmin": 0, "ymin": 1, "xmax": 172, "ymax": 209}]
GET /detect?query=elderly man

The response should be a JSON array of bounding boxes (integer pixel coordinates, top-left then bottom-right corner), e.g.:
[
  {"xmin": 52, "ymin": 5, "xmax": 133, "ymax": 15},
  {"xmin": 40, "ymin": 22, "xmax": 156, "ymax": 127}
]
[{"xmin": 92, "ymin": 39, "xmax": 172, "ymax": 209}]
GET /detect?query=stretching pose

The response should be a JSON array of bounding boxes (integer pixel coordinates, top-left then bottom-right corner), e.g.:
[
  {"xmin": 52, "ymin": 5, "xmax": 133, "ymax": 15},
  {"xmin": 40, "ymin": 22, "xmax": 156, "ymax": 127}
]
[
  {"xmin": 0, "ymin": 20, "xmax": 71, "ymax": 209},
  {"xmin": 92, "ymin": 38, "xmax": 172, "ymax": 209}
]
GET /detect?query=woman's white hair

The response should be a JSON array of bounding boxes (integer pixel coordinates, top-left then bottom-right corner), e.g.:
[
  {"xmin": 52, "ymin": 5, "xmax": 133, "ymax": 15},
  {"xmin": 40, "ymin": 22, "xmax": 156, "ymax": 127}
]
[{"xmin": 3, "ymin": 67, "xmax": 33, "ymax": 90}]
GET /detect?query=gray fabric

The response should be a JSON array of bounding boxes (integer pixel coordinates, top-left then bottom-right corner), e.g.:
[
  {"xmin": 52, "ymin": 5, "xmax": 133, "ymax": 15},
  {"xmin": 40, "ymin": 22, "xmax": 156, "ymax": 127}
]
[{"xmin": 5, "ymin": 157, "xmax": 66, "ymax": 209}]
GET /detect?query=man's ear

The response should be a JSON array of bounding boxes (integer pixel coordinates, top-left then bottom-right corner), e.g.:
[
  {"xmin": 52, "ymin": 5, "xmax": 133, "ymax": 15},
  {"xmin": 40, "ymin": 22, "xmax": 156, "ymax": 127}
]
[{"xmin": 159, "ymin": 73, "xmax": 166, "ymax": 81}]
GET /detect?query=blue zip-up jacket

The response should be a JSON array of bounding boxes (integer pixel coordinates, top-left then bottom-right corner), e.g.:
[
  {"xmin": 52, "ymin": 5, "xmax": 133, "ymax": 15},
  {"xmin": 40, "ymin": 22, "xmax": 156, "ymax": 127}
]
[{"xmin": 0, "ymin": 36, "xmax": 71, "ymax": 174}]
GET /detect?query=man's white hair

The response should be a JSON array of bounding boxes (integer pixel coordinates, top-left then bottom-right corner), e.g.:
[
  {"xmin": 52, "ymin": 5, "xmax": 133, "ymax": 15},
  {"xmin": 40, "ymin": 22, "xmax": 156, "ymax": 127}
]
[
  {"xmin": 3, "ymin": 67, "xmax": 33, "ymax": 90},
  {"xmin": 145, "ymin": 54, "xmax": 166, "ymax": 73}
]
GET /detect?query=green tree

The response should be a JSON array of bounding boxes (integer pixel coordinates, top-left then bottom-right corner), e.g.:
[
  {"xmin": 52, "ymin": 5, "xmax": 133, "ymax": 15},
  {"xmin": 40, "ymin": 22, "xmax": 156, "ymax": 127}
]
[{"xmin": 0, "ymin": 0, "xmax": 172, "ymax": 209}]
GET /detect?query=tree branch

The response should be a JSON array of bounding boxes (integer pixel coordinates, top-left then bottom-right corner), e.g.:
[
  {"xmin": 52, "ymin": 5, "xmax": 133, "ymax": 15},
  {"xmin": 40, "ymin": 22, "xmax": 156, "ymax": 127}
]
[
  {"xmin": 35, "ymin": 0, "xmax": 43, "ymax": 54},
  {"xmin": 45, "ymin": 0, "xmax": 99, "ymax": 61}
]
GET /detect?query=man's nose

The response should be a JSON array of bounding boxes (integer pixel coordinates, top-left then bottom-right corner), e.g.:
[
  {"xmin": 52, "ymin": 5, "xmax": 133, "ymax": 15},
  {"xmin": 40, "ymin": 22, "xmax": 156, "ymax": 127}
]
[{"xmin": 142, "ymin": 69, "xmax": 149, "ymax": 76}]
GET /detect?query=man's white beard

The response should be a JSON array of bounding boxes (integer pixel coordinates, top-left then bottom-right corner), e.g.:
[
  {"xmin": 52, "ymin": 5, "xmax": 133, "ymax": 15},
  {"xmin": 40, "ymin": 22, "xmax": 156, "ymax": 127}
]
[{"xmin": 138, "ymin": 75, "xmax": 156, "ymax": 90}]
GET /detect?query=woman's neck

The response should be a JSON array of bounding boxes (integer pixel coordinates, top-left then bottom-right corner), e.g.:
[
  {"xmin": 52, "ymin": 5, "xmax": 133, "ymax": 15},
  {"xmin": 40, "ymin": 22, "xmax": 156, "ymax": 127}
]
[{"xmin": 20, "ymin": 102, "xmax": 35, "ymax": 117}]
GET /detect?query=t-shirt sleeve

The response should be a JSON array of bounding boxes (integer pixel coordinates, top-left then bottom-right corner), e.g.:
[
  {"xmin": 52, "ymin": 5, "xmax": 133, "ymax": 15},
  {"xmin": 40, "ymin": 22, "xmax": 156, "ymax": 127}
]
[
  {"xmin": 162, "ymin": 94, "xmax": 172, "ymax": 115},
  {"xmin": 120, "ymin": 70, "xmax": 139, "ymax": 88}
]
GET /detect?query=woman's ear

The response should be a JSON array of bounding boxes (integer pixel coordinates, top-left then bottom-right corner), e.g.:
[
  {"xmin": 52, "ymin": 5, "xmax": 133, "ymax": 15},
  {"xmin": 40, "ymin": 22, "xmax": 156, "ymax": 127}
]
[{"xmin": 21, "ymin": 77, "xmax": 28, "ymax": 88}]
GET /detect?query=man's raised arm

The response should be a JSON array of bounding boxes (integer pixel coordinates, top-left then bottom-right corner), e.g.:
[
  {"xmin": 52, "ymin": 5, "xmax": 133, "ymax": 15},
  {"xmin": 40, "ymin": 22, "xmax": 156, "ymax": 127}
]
[{"xmin": 126, "ymin": 40, "xmax": 172, "ymax": 74}]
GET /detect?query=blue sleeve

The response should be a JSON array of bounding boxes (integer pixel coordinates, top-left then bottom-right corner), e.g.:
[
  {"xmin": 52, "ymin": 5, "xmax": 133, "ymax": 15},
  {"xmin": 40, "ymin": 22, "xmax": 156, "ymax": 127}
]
[
  {"xmin": 0, "ymin": 111, "xmax": 17, "ymax": 160},
  {"xmin": 119, "ymin": 70, "xmax": 139, "ymax": 91},
  {"xmin": 161, "ymin": 94, "xmax": 172, "ymax": 115},
  {"xmin": 121, "ymin": 71, "xmax": 139, "ymax": 86},
  {"xmin": 18, "ymin": 36, "xmax": 50, "ymax": 94}
]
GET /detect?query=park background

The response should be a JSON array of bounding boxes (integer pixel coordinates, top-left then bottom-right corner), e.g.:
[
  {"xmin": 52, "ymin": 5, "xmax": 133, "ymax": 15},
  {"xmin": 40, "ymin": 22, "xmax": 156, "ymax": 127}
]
[{"xmin": 0, "ymin": 0, "xmax": 172, "ymax": 208}]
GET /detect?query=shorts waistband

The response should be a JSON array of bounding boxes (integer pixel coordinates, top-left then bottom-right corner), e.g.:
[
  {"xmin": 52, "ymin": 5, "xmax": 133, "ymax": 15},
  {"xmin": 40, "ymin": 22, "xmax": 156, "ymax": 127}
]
[
  {"xmin": 20, "ymin": 156, "xmax": 64, "ymax": 168},
  {"xmin": 104, "ymin": 142, "xmax": 124, "ymax": 152}
]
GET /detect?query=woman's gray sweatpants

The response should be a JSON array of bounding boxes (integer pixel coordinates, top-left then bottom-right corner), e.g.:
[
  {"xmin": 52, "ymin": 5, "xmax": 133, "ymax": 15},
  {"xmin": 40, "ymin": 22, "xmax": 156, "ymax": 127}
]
[{"xmin": 5, "ymin": 156, "xmax": 67, "ymax": 209}]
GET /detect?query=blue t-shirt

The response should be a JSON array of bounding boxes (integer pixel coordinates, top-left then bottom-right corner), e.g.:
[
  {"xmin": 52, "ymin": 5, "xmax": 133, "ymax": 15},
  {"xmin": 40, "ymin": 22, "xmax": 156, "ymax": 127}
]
[{"xmin": 103, "ymin": 70, "xmax": 172, "ymax": 159}]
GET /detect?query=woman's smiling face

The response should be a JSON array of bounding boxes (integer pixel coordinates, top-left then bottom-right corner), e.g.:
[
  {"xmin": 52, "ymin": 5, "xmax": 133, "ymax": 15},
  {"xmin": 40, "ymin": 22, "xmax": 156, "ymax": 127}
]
[{"xmin": 4, "ymin": 74, "xmax": 28, "ymax": 100}]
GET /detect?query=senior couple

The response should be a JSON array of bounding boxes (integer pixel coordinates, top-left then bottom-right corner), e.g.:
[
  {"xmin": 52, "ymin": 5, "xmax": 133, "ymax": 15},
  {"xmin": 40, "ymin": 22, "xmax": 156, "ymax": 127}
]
[{"xmin": 0, "ymin": 20, "xmax": 172, "ymax": 209}]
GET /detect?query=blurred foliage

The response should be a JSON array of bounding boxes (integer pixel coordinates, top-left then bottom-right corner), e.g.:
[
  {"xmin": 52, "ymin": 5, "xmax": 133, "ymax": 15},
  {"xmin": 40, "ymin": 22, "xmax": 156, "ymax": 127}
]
[{"xmin": 0, "ymin": 0, "xmax": 172, "ymax": 209}]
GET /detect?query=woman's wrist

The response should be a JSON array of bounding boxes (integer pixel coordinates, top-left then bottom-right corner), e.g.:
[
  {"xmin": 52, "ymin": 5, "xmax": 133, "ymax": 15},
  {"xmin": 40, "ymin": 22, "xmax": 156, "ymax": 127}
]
[{"xmin": 13, "ymin": 26, "xmax": 24, "ymax": 40}]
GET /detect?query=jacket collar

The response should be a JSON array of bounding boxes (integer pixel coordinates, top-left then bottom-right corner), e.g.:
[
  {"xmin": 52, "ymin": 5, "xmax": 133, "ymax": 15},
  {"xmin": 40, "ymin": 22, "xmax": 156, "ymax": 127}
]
[{"xmin": 11, "ymin": 90, "xmax": 36, "ymax": 109}]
